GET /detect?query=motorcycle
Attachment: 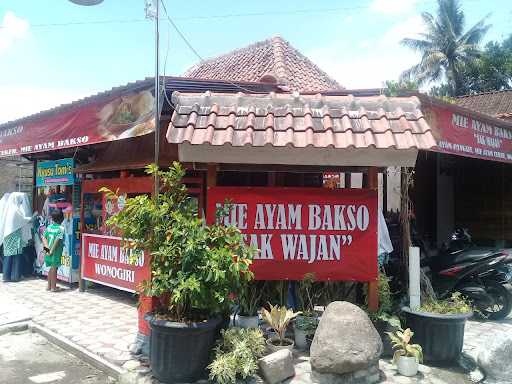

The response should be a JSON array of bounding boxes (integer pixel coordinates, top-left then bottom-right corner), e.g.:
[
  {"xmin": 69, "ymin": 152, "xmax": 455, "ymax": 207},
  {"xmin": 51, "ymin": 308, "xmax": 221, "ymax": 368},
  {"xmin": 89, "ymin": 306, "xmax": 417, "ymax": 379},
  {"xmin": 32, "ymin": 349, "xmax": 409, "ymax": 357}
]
[{"xmin": 422, "ymin": 229, "xmax": 512, "ymax": 320}]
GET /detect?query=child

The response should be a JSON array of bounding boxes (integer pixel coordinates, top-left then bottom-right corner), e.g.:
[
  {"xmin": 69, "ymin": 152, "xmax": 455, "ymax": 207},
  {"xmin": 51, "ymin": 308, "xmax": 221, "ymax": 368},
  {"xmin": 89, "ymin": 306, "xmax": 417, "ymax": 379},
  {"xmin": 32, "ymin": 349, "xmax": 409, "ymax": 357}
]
[{"xmin": 42, "ymin": 209, "xmax": 64, "ymax": 292}]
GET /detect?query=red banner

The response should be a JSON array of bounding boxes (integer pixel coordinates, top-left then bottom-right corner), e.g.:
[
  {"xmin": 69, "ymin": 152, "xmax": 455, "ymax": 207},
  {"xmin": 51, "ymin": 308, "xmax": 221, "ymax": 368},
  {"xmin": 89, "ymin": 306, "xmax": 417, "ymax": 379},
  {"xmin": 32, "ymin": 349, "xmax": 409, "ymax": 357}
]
[
  {"xmin": 426, "ymin": 105, "xmax": 512, "ymax": 163},
  {"xmin": 207, "ymin": 187, "xmax": 378, "ymax": 281},
  {"xmin": 0, "ymin": 88, "xmax": 155, "ymax": 158},
  {"xmin": 81, "ymin": 234, "xmax": 150, "ymax": 292}
]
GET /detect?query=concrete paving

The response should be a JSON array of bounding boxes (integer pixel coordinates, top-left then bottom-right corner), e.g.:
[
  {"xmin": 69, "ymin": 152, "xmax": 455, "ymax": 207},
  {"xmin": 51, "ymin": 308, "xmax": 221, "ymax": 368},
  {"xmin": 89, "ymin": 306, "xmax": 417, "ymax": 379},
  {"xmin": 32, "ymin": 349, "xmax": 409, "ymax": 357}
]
[
  {"xmin": 1, "ymin": 276, "xmax": 511, "ymax": 384},
  {"xmin": 0, "ymin": 277, "xmax": 139, "ymax": 368},
  {"xmin": 0, "ymin": 330, "xmax": 114, "ymax": 384}
]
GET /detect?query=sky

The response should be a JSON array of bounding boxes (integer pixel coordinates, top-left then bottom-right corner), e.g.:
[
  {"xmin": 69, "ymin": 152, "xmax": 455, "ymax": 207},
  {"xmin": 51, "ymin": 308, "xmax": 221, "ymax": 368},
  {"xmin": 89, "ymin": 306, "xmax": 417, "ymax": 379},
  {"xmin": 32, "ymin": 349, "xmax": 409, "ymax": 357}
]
[{"xmin": 0, "ymin": 0, "xmax": 510, "ymax": 124}]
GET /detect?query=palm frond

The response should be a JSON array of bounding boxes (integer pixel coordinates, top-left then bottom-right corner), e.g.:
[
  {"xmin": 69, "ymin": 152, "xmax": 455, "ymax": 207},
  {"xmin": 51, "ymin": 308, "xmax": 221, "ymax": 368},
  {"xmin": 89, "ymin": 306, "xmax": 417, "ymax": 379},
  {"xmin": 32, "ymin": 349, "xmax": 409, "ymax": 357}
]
[
  {"xmin": 438, "ymin": 0, "xmax": 465, "ymax": 37},
  {"xmin": 401, "ymin": 38, "xmax": 433, "ymax": 52},
  {"xmin": 458, "ymin": 16, "xmax": 491, "ymax": 46}
]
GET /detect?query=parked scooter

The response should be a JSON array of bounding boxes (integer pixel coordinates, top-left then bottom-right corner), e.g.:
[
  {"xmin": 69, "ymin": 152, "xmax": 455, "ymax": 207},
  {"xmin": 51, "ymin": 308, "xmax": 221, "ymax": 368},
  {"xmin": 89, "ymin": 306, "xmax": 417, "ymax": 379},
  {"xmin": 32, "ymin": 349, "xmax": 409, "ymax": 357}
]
[{"xmin": 422, "ymin": 229, "xmax": 512, "ymax": 320}]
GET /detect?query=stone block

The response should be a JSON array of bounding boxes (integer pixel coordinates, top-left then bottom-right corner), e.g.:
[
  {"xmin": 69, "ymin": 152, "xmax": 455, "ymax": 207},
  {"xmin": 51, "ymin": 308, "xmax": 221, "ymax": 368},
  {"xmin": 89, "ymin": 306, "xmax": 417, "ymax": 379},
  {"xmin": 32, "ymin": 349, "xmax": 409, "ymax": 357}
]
[
  {"xmin": 259, "ymin": 349, "xmax": 295, "ymax": 384},
  {"xmin": 310, "ymin": 302, "xmax": 382, "ymax": 374},
  {"xmin": 477, "ymin": 332, "xmax": 512, "ymax": 383}
]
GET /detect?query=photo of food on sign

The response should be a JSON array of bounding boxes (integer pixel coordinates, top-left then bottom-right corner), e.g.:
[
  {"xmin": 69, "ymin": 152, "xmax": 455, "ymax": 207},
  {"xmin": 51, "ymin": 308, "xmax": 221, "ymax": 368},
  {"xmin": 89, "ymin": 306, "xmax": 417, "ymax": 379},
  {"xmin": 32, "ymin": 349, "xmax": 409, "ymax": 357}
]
[{"xmin": 96, "ymin": 89, "xmax": 155, "ymax": 140}]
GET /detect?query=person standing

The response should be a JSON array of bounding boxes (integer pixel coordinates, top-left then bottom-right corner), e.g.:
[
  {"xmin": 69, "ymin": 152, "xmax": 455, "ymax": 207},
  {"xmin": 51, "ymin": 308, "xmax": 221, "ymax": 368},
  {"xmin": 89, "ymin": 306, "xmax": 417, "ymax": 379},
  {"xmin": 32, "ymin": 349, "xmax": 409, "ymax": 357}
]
[
  {"xmin": 42, "ymin": 209, "xmax": 64, "ymax": 292},
  {"xmin": 0, "ymin": 193, "xmax": 33, "ymax": 282}
]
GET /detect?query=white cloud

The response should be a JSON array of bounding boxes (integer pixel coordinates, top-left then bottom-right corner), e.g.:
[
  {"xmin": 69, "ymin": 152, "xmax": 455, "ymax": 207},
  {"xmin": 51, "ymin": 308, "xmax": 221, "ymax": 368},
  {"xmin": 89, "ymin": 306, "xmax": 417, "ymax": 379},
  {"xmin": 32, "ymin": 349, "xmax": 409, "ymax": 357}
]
[
  {"xmin": 370, "ymin": 0, "xmax": 419, "ymax": 15},
  {"xmin": 0, "ymin": 11, "xmax": 30, "ymax": 54},
  {"xmin": 0, "ymin": 86, "xmax": 94, "ymax": 124},
  {"xmin": 307, "ymin": 16, "xmax": 426, "ymax": 89},
  {"xmin": 380, "ymin": 15, "xmax": 425, "ymax": 46}
]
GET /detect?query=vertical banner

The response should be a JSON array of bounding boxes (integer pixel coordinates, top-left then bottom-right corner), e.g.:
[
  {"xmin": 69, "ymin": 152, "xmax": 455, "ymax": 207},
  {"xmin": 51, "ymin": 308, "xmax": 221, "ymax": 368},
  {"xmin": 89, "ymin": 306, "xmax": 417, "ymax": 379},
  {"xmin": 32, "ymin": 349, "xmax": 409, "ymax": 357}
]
[{"xmin": 207, "ymin": 187, "xmax": 378, "ymax": 281}]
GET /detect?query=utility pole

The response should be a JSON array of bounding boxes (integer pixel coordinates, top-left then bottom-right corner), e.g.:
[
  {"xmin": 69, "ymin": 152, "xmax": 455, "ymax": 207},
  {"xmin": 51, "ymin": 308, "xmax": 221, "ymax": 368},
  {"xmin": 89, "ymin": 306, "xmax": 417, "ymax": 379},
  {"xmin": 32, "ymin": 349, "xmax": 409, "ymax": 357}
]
[{"xmin": 146, "ymin": 0, "xmax": 160, "ymax": 199}]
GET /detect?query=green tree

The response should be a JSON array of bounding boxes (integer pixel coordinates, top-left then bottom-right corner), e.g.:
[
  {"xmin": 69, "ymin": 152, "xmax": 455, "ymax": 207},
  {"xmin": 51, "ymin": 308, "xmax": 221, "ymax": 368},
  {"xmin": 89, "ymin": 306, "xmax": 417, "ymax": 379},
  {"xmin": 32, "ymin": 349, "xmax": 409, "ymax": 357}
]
[
  {"xmin": 383, "ymin": 80, "xmax": 419, "ymax": 97},
  {"xmin": 457, "ymin": 37, "xmax": 512, "ymax": 93},
  {"xmin": 400, "ymin": 0, "xmax": 490, "ymax": 96}
]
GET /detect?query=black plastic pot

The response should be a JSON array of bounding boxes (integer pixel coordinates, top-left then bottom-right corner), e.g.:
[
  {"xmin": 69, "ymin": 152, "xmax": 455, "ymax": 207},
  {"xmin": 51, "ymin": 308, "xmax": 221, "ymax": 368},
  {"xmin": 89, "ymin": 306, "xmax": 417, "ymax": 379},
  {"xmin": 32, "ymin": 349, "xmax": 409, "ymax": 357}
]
[
  {"xmin": 146, "ymin": 314, "xmax": 222, "ymax": 383},
  {"xmin": 374, "ymin": 319, "xmax": 399, "ymax": 358},
  {"xmin": 402, "ymin": 307, "xmax": 472, "ymax": 363}
]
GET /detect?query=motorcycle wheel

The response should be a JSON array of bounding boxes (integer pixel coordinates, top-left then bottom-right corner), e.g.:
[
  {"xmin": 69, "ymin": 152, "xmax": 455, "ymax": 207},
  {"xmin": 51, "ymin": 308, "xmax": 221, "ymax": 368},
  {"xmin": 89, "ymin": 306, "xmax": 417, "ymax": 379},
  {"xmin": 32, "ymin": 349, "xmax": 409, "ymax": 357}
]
[{"xmin": 480, "ymin": 281, "xmax": 512, "ymax": 320}]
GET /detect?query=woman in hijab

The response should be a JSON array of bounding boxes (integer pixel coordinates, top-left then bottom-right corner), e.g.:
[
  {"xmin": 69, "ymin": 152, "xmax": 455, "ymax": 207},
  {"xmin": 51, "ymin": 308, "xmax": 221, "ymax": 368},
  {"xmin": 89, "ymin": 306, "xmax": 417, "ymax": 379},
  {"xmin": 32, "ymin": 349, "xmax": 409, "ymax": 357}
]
[{"xmin": 0, "ymin": 192, "xmax": 33, "ymax": 282}]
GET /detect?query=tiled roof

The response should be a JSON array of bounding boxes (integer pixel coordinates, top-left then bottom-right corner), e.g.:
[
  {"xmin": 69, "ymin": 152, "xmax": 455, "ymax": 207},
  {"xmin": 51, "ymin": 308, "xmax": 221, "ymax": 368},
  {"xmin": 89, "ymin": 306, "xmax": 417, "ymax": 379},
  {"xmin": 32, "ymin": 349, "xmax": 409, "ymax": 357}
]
[
  {"xmin": 183, "ymin": 36, "xmax": 343, "ymax": 92},
  {"xmin": 456, "ymin": 90, "xmax": 512, "ymax": 120},
  {"xmin": 167, "ymin": 91, "xmax": 435, "ymax": 150}
]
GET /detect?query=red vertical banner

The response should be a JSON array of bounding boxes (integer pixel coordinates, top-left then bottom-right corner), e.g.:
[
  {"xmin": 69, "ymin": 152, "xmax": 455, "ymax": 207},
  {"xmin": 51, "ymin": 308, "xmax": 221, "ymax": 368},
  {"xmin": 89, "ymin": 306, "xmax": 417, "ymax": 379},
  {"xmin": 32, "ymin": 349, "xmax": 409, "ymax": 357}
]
[{"xmin": 206, "ymin": 187, "xmax": 378, "ymax": 281}]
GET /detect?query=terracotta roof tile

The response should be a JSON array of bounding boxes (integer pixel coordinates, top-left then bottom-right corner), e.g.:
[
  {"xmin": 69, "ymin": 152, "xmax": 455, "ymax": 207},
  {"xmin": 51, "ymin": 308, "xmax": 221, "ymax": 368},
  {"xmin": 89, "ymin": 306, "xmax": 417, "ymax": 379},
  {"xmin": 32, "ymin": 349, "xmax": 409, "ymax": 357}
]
[
  {"xmin": 456, "ymin": 90, "xmax": 512, "ymax": 120},
  {"xmin": 167, "ymin": 91, "xmax": 435, "ymax": 151},
  {"xmin": 183, "ymin": 36, "xmax": 343, "ymax": 92}
]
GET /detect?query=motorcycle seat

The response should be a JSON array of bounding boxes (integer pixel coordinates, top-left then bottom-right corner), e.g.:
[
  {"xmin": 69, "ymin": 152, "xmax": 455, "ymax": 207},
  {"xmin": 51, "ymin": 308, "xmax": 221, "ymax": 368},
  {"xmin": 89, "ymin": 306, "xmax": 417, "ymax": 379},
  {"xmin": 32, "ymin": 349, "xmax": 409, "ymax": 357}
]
[{"xmin": 453, "ymin": 248, "xmax": 498, "ymax": 264}]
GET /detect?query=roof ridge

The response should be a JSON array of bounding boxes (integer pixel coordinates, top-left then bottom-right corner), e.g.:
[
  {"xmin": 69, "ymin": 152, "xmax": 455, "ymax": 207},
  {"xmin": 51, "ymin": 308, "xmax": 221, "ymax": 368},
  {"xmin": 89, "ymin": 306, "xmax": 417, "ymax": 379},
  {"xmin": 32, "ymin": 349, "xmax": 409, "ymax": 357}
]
[{"xmin": 270, "ymin": 36, "xmax": 288, "ymax": 83}]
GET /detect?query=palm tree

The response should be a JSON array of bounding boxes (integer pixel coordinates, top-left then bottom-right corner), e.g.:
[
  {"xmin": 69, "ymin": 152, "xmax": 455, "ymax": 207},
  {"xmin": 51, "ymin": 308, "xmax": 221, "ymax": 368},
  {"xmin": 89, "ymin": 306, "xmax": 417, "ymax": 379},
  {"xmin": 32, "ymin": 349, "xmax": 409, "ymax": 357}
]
[{"xmin": 400, "ymin": 0, "xmax": 490, "ymax": 96}]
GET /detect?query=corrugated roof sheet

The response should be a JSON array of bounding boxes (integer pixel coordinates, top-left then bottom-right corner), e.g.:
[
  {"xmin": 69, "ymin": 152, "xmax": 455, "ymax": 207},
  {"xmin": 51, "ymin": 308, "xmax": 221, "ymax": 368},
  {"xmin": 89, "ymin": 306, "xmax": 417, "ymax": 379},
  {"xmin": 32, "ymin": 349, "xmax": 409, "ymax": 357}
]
[
  {"xmin": 167, "ymin": 91, "xmax": 435, "ymax": 150},
  {"xmin": 456, "ymin": 90, "xmax": 512, "ymax": 120},
  {"xmin": 183, "ymin": 36, "xmax": 343, "ymax": 92}
]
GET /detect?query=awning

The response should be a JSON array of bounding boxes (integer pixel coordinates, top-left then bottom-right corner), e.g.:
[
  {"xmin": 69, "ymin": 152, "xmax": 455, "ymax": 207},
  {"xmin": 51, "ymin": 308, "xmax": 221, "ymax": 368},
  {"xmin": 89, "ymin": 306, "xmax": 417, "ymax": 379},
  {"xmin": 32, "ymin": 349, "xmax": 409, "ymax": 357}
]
[
  {"xmin": 418, "ymin": 95, "xmax": 512, "ymax": 164},
  {"xmin": 166, "ymin": 91, "xmax": 436, "ymax": 167},
  {"xmin": 0, "ymin": 82, "xmax": 156, "ymax": 158}
]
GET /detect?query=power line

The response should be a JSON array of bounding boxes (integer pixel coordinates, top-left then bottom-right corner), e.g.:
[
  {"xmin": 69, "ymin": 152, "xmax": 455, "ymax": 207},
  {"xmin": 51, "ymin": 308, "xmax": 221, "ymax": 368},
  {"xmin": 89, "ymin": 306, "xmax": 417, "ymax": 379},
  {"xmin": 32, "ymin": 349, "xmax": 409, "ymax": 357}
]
[
  {"xmin": 0, "ymin": 0, "xmax": 493, "ymax": 30},
  {"xmin": 160, "ymin": 0, "xmax": 264, "ymax": 95}
]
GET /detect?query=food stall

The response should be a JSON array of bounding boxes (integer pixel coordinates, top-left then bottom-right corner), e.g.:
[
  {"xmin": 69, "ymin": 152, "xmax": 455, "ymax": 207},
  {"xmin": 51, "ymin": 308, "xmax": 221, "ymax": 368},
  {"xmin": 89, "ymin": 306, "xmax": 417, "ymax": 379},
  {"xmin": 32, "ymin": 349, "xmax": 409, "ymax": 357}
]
[{"xmin": 166, "ymin": 90, "xmax": 437, "ymax": 308}]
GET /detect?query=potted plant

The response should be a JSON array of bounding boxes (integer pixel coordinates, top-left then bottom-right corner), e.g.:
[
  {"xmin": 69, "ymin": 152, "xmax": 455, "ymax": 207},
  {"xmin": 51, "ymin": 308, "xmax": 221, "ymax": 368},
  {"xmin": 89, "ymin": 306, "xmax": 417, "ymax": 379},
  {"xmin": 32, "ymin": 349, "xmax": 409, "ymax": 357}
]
[
  {"xmin": 387, "ymin": 327, "xmax": 423, "ymax": 377},
  {"xmin": 237, "ymin": 281, "xmax": 263, "ymax": 328},
  {"xmin": 294, "ymin": 273, "xmax": 320, "ymax": 350},
  {"xmin": 103, "ymin": 162, "xmax": 256, "ymax": 383},
  {"xmin": 366, "ymin": 272, "xmax": 401, "ymax": 357},
  {"xmin": 262, "ymin": 304, "xmax": 300, "ymax": 352},
  {"xmin": 401, "ymin": 292, "xmax": 473, "ymax": 363},
  {"xmin": 208, "ymin": 328, "xmax": 266, "ymax": 384}
]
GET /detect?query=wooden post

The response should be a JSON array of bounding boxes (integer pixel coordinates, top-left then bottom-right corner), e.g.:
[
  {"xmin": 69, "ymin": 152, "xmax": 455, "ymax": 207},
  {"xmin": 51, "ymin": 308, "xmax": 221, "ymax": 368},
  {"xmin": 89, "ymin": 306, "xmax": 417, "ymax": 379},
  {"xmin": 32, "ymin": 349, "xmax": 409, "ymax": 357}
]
[
  {"xmin": 367, "ymin": 167, "xmax": 379, "ymax": 312},
  {"xmin": 207, "ymin": 163, "xmax": 217, "ymax": 187}
]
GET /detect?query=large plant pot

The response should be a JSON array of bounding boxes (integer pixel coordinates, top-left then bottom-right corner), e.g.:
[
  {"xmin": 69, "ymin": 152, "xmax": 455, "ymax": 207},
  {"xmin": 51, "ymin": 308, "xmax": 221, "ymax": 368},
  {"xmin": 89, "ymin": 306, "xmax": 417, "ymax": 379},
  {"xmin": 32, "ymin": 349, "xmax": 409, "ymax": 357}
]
[
  {"xmin": 294, "ymin": 327, "xmax": 308, "ymax": 350},
  {"xmin": 374, "ymin": 319, "xmax": 399, "ymax": 358},
  {"xmin": 397, "ymin": 356, "xmax": 419, "ymax": 377},
  {"xmin": 237, "ymin": 314, "xmax": 259, "ymax": 328},
  {"xmin": 402, "ymin": 307, "xmax": 472, "ymax": 363},
  {"xmin": 146, "ymin": 314, "xmax": 222, "ymax": 383}
]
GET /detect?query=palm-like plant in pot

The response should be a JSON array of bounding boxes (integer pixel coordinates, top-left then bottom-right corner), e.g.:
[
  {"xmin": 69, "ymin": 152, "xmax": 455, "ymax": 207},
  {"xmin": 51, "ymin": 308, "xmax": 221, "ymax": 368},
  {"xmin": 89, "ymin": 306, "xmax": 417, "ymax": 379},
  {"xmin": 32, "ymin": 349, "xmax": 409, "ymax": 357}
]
[
  {"xmin": 387, "ymin": 327, "xmax": 423, "ymax": 377},
  {"xmin": 103, "ymin": 162, "xmax": 256, "ymax": 383},
  {"xmin": 262, "ymin": 304, "xmax": 301, "ymax": 352}
]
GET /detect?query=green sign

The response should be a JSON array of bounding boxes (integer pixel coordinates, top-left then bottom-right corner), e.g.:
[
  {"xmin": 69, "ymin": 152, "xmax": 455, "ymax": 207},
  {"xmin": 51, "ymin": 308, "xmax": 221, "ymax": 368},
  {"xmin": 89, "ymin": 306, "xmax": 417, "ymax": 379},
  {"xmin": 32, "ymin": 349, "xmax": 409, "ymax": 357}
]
[{"xmin": 36, "ymin": 158, "xmax": 74, "ymax": 187}]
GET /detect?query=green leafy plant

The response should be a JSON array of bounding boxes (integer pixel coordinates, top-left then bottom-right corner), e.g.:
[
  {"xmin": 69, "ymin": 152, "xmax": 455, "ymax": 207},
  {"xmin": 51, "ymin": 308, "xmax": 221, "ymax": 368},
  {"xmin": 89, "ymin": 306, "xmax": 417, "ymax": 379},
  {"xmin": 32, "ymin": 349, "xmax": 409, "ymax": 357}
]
[
  {"xmin": 294, "ymin": 315, "xmax": 318, "ymax": 334},
  {"xmin": 387, "ymin": 327, "xmax": 423, "ymax": 364},
  {"xmin": 208, "ymin": 328, "xmax": 266, "ymax": 384},
  {"xmin": 419, "ymin": 292, "xmax": 473, "ymax": 315},
  {"xmin": 262, "ymin": 304, "xmax": 301, "ymax": 346},
  {"xmin": 102, "ymin": 162, "xmax": 256, "ymax": 322},
  {"xmin": 295, "ymin": 273, "xmax": 320, "ymax": 334},
  {"xmin": 238, "ymin": 281, "xmax": 264, "ymax": 317},
  {"xmin": 365, "ymin": 272, "xmax": 401, "ymax": 328}
]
